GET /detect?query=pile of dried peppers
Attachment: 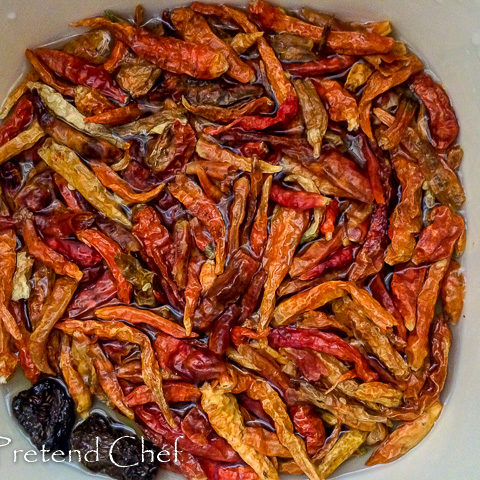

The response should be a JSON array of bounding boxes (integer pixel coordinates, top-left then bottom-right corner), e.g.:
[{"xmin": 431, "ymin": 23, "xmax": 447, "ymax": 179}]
[{"xmin": 0, "ymin": 1, "xmax": 465, "ymax": 479}]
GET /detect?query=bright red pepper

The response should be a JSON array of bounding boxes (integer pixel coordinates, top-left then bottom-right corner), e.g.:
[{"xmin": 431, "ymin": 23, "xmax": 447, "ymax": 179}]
[{"xmin": 290, "ymin": 404, "xmax": 326, "ymax": 456}]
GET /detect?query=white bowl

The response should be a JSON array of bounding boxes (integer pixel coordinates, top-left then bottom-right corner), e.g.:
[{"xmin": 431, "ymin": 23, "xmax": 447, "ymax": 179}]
[{"xmin": 1, "ymin": 1, "xmax": 479, "ymax": 479}]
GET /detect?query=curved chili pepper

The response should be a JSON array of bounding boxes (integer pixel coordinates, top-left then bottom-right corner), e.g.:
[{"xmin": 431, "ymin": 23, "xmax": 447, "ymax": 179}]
[
  {"xmin": 95, "ymin": 305, "xmax": 193, "ymax": 338},
  {"xmin": 67, "ymin": 269, "xmax": 117, "ymax": 318},
  {"xmin": 290, "ymin": 404, "xmax": 326, "ymax": 456},
  {"xmin": 24, "ymin": 49, "xmax": 76, "ymax": 97},
  {"xmin": 103, "ymin": 40, "xmax": 129, "ymax": 73},
  {"xmin": 73, "ymin": 17, "xmax": 229, "ymax": 79},
  {"xmin": 34, "ymin": 48, "xmax": 128, "ymax": 103},
  {"xmin": 269, "ymin": 326, "xmax": 378, "ymax": 382},
  {"xmin": 299, "ymin": 245, "xmax": 358, "ymax": 281},
  {"xmin": 154, "ymin": 332, "xmax": 227, "ymax": 383},
  {"xmin": 411, "ymin": 72, "xmax": 459, "ymax": 150},
  {"xmin": 76, "ymin": 229, "xmax": 132, "ymax": 303},
  {"xmin": 205, "ymin": 95, "xmax": 298, "ymax": 135},
  {"xmin": 90, "ymin": 160, "xmax": 165, "ymax": 205}
]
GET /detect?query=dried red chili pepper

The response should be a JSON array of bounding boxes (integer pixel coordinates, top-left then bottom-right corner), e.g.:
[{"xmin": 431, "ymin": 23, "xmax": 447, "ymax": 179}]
[
  {"xmin": 204, "ymin": 95, "xmax": 298, "ymax": 135},
  {"xmin": 76, "ymin": 229, "xmax": 132, "ymax": 303},
  {"xmin": 390, "ymin": 265, "xmax": 427, "ymax": 332},
  {"xmin": 193, "ymin": 249, "xmax": 259, "ymax": 331},
  {"xmin": 169, "ymin": 174, "xmax": 226, "ymax": 274},
  {"xmin": 411, "ymin": 72, "xmax": 459, "ymax": 150},
  {"xmin": 24, "ymin": 49, "xmax": 76, "ymax": 97},
  {"xmin": 250, "ymin": 176, "xmax": 272, "ymax": 257},
  {"xmin": 67, "ymin": 269, "xmax": 117, "ymax": 318},
  {"xmin": 249, "ymin": 0, "xmax": 395, "ymax": 54},
  {"xmin": 290, "ymin": 404, "xmax": 326, "ymax": 456},
  {"xmin": 34, "ymin": 210, "xmax": 95, "ymax": 238},
  {"xmin": 270, "ymin": 184, "xmax": 329, "ymax": 210},
  {"xmin": 286, "ymin": 55, "xmax": 356, "ymax": 76},
  {"xmin": 43, "ymin": 237, "xmax": 102, "ymax": 268},
  {"xmin": 73, "ymin": 17, "xmax": 229, "ymax": 79},
  {"xmin": 95, "ymin": 305, "xmax": 192, "ymax": 338},
  {"xmin": 299, "ymin": 245, "xmax": 358, "ymax": 281},
  {"xmin": 313, "ymin": 79, "xmax": 359, "ymax": 131},
  {"xmin": 209, "ymin": 304, "xmax": 241, "ymax": 356},
  {"xmin": 406, "ymin": 259, "xmax": 450, "ymax": 370},
  {"xmin": 85, "ymin": 103, "xmax": 145, "ymax": 126},
  {"xmin": 348, "ymin": 204, "xmax": 388, "ymax": 281},
  {"xmin": 171, "ymin": 7, "xmax": 255, "ymax": 83},
  {"xmin": 228, "ymin": 176, "xmax": 250, "ymax": 256},
  {"xmin": 23, "ymin": 217, "xmax": 83, "ymax": 280},
  {"xmin": 359, "ymin": 54, "xmax": 423, "ymax": 138},
  {"xmin": 290, "ymin": 227, "xmax": 344, "ymax": 278},
  {"xmin": 34, "ymin": 48, "xmax": 128, "ymax": 103},
  {"xmin": 412, "ymin": 206, "xmax": 464, "ymax": 265},
  {"xmin": 0, "ymin": 96, "xmax": 34, "ymax": 147},
  {"xmin": 309, "ymin": 150, "xmax": 374, "ymax": 203},
  {"xmin": 259, "ymin": 207, "xmax": 309, "ymax": 330},
  {"xmin": 103, "ymin": 40, "xmax": 128, "ymax": 73},
  {"xmin": 320, "ymin": 199, "xmax": 339, "ymax": 239},
  {"xmin": 136, "ymin": 403, "xmax": 240, "ymax": 462},
  {"xmin": 90, "ymin": 160, "xmax": 165, "ymax": 205},
  {"xmin": 268, "ymin": 326, "xmax": 378, "ymax": 382},
  {"xmin": 126, "ymin": 382, "xmax": 201, "ymax": 406},
  {"xmin": 355, "ymin": 134, "xmax": 385, "ymax": 204},
  {"xmin": 132, "ymin": 206, "xmax": 184, "ymax": 309},
  {"xmin": 154, "ymin": 332, "xmax": 227, "ymax": 383},
  {"xmin": 385, "ymin": 154, "xmax": 424, "ymax": 265}
]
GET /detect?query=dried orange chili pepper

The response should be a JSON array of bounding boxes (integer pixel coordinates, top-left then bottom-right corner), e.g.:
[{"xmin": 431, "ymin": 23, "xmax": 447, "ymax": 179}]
[
  {"xmin": 411, "ymin": 72, "xmax": 459, "ymax": 150},
  {"xmin": 84, "ymin": 103, "xmax": 145, "ymax": 126},
  {"xmin": 90, "ymin": 160, "xmax": 165, "ymax": 205},
  {"xmin": 412, "ymin": 205, "xmax": 464, "ymax": 265},
  {"xmin": 95, "ymin": 305, "xmax": 192, "ymax": 338},
  {"xmin": 249, "ymin": 0, "xmax": 395, "ymax": 54},
  {"xmin": 171, "ymin": 7, "xmax": 255, "ymax": 83},
  {"xmin": 73, "ymin": 17, "xmax": 229, "ymax": 79},
  {"xmin": 169, "ymin": 174, "xmax": 226, "ymax": 274},
  {"xmin": 23, "ymin": 217, "xmax": 83, "ymax": 280}
]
